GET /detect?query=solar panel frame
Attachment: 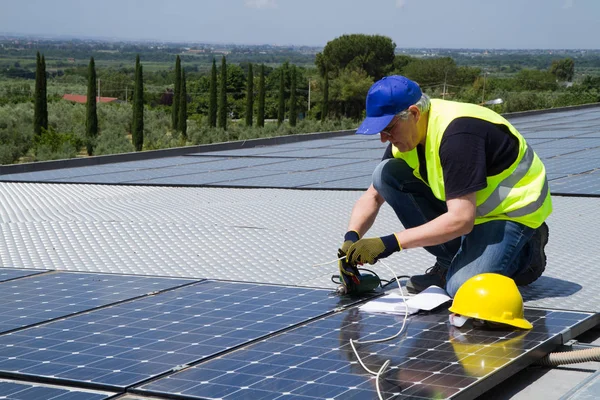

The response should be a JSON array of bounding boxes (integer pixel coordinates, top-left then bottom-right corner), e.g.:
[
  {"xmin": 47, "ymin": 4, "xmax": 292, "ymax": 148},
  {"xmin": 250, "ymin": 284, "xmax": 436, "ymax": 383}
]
[
  {"xmin": 134, "ymin": 307, "xmax": 596, "ymax": 400},
  {"xmin": 0, "ymin": 272, "xmax": 197, "ymax": 334},
  {"xmin": 0, "ymin": 379, "xmax": 113, "ymax": 400},
  {"xmin": 0, "ymin": 268, "xmax": 49, "ymax": 282},
  {"xmin": 0, "ymin": 281, "xmax": 377, "ymax": 391}
]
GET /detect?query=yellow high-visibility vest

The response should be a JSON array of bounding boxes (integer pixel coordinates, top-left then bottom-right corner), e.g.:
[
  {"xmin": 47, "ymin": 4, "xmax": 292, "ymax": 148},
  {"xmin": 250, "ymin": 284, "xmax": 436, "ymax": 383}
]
[{"xmin": 391, "ymin": 99, "xmax": 551, "ymax": 228}]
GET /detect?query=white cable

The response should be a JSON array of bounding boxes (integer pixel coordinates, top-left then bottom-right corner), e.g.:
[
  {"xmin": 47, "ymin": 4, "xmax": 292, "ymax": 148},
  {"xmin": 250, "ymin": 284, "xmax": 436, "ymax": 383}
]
[
  {"xmin": 311, "ymin": 253, "xmax": 410, "ymax": 399},
  {"xmin": 311, "ymin": 256, "xmax": 344, "ymax": 268},
  {"xmin": 376, "ymin": 360, "xmax": 391, "ymax": 400},
  {"xmin": 348, "ymin": 259, "xmax": 410, "ymax": 400}
]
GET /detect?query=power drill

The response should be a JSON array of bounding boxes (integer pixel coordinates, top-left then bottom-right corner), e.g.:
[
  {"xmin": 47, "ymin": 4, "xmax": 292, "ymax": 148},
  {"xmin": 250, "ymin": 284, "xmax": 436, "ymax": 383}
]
[{"xmin": 336, "ymin": 249, "xmax": 381, "ymax": 296}]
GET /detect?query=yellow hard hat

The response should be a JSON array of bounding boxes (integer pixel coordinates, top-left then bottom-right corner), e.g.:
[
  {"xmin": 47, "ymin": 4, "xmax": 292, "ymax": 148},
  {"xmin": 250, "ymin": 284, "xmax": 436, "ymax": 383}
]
[{"xmin": 448, "ymin": 273, "xmax": 532, "ymax": 330}]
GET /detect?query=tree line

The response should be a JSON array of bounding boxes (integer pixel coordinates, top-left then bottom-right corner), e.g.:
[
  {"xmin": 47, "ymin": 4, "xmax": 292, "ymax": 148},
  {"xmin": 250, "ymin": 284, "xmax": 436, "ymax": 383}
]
[{"xmin": 4, "ymin": 34, "xmax": 600, "ymax": 165}]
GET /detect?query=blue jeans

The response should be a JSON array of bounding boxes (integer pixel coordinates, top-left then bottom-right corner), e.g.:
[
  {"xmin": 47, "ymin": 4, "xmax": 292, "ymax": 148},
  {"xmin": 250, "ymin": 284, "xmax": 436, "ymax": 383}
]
[{"xmin": 372, "ymin": 158, "xmax": 536, "ymax": 297}]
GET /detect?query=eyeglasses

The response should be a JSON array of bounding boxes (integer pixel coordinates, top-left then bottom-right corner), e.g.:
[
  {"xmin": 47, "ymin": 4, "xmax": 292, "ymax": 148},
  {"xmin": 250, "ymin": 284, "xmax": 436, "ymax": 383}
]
[{"xmin": 380, "ymin": 117, "xmax": 399, "ymax": 137}]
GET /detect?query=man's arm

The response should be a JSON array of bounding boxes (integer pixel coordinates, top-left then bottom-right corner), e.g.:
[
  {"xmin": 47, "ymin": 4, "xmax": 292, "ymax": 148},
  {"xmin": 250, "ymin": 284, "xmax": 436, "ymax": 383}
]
[
  {"xmin": 347, "ymin": 184, "xmax": 386, "ymax": 238},
  {"xmin": 395, "ymin": 192, "xmax": 477, "ymax": 249}
]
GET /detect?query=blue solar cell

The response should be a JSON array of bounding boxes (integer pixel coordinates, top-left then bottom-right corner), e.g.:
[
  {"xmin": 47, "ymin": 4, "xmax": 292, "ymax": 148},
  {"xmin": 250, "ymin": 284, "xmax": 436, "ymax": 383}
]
[
  {"xmin": 0, "ymin": 268, "xmax": 48, "ymax": 282},
  {"xmin": 136, "ymin": 308, "xmax": 595, "ymax": 400},
  {"xmin": 0, "ymin": 272, "xmax": 196, "ymax": 333},
  {"xmin": 0, "ymin": 380, "xmax": 112, "ymax": 399},
  {"xmin": 0, "ymin": 281, "xmax": 373, "ymax": 390}
]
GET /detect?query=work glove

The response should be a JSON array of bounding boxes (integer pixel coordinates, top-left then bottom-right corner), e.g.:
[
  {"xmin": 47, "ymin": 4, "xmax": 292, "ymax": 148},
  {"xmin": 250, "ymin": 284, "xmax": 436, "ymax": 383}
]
[
  {"xmin": 338, "ymin": 231, "xmax": 361, "ymax": 290},
  {"xmin": 346, "ymin": 234, "xmax": 401, "ymax": 265},
  {"xmin": 340, "ymin": 230, "xmax": 360, "ymax": 254}
]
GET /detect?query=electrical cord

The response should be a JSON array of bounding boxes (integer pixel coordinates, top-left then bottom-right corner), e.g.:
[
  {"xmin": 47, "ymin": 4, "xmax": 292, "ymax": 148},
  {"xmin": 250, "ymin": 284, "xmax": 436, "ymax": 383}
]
[{"xmin": 348, "ymin": 259, "xmax": 410, "ymax": 400}]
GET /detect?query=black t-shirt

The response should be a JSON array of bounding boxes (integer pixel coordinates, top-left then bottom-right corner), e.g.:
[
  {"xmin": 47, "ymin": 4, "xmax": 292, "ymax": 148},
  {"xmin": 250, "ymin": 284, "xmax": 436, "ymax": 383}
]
[{"xmin": 382, "ymin": 117, "xmax": 519, "ymax": 199}]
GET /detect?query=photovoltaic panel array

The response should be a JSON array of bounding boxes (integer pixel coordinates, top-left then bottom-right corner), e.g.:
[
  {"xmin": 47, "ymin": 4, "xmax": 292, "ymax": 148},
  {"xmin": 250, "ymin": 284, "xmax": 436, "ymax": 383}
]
[
  {"xmin": 1, "ymin": 107, "xmax": 599, "ymax": 194},
  {"xmin": 0, "ymin": 268, "xmax": 48, "ymax": 283},
  {"xmin": 0, "ymin": 272, "xmax": 197, "ymax": 333},
  {"xmin": 0, "ymin": 281, "xmax": 374, "ymax": 390},
  {"xmin": 0, "ymin": 379, "xmax": 113, "ymax": 399},
  {"xmin": 136, "ymin": 307, "xmax": 596, "ymax": 400}
]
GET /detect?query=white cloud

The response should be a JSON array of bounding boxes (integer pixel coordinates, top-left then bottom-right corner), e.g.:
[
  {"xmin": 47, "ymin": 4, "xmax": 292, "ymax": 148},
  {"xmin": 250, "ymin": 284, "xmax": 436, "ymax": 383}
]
[
  {"xmin": 563, "ymin": 0, "xmax": 574, "ymax": 9},
  {"xmin": 245, "ymin": 0, "xmax": 278, "ymax": 9},
  {"xmin": 396, "ymin": 0, "xmax": 407, "ymax": 8}
]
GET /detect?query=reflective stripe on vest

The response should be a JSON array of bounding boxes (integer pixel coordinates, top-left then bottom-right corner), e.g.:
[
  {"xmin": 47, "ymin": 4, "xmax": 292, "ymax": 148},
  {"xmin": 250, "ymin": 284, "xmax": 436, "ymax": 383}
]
[
  {"xmin": 507, "ymin": 177, "xmax": 549, "ymax": 218},
  {"xmin": 476, "ymin": 146, "xmax": 533, "ymax": 216}
]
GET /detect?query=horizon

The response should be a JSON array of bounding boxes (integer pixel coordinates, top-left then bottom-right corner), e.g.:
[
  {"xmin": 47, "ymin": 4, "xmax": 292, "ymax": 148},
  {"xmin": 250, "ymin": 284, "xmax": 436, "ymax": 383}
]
[
  {"xmin": 1, "ymin": 0, "xmax": 599, "ymax": 50},
  {"xmin": 2, "ymin": 32, "xmax": 599, "ymax": 52}
]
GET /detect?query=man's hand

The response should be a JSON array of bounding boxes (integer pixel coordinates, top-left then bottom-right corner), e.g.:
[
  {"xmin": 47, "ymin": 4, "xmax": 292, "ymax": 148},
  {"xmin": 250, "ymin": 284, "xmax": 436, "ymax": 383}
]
[
  {"xmin": 340, "ymin": 231, "xmax": 360, "ymax": 254},
  {"xmin": 346, "ymin": 234, "xmax": 401, "ymax": 265},
  {"xmin": 338, "ymin": 249, "xmax": 361, "ymax": 287}
]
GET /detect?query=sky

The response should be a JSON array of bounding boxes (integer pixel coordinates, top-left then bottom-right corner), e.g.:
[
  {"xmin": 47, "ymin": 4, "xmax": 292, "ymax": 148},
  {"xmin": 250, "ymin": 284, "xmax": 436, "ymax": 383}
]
[{"xmin": 1, "ymin": 0, "xmax": 599, "ymax": 49}]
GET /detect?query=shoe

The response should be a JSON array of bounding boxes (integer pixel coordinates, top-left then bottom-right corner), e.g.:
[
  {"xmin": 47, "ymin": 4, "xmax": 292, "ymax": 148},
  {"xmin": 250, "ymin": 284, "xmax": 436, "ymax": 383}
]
[
  {"xmin": 514, "ymin": 222, "xmax": 549, "ymax": 286},
  {"xmin": 406, "ymin": 262, "xmax": 448, "ymax": 294}
]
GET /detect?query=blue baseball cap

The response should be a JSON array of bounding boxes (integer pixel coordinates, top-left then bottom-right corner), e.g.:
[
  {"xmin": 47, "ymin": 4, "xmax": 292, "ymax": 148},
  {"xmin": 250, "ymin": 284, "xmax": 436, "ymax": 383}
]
[{"xmin": 356, "ymin": 75, "xmax": 422, "ymax": 135}]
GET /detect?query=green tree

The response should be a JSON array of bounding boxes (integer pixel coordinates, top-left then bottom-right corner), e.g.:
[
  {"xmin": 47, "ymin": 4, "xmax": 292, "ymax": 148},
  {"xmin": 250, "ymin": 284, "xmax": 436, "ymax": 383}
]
[
  {"xmin": 277, "ymin": 66, "xmax": 285, "ymax": 125},
  {"xmin": 34, "ymin": 52, "xmax": 48, "ymax": 136},
  {"xmin": 321, "ymin": 69, "xmax": 329, "ymax": 121},
  {"xmin": 402, "ymin": 57, "xmax": 458, "ymax": 88},
  {"xmin": 178, "ymin": 70, "xmax": 187, "ymax": 140},
  {"xmin": 245, "ymin": 63, "xmax": 254, "ymax": 126},
  {"xmin": 208, "ymin": 58, "xmax": 217, "ymax": 127},
  {"xmin": 514, "ymin": 69, "xmax": 558, "ymax": 91},
  {"xmin": 218, "ymin": 56, "xmax": 228, "ymax": 130},
  {"xmin": 316, "ymin": 34, "xmax": 395, "ymax": 81},
  {"xmin": 86, "ymin": 57, "xmax": 98, "ymax": 155},
  {"xmin": 257, "ymin": 64, "xmax": 265, "ymax": 127},
  {"xmin": 550, "ymin": 58, "xmax": 575, "ymax": 82},
  {"xmin": 329, "ymin": 67, "xmax": 373, "ymax": 119},
  {"xmin": 172, "ymin": 55, "xmax": 181, "ymax": 130},
  {"xmin": 132, "ymin": 55, "xmax": 144, "ymax": 151},
  {"xmin": 289, "ymin": 66, "xmax": 297, "ymax": 127}
]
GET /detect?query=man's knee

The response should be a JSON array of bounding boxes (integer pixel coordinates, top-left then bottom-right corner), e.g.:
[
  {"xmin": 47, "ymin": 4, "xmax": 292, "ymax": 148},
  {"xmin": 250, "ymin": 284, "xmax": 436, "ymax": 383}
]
[{"xmin": 372, "ymin": 158, "xmax": 414, "ymax": 193}]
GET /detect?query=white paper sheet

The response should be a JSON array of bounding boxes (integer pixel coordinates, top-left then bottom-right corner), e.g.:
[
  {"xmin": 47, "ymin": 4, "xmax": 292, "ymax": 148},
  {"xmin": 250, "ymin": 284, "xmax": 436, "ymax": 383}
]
[{"xmin": 358, "ymin": 286, "xmax": 452, "ymax": 315}]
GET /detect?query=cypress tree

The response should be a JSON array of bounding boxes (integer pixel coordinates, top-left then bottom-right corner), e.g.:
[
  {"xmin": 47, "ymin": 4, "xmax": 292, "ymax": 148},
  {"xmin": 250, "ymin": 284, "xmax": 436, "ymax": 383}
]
[
  {"xmin": 86, "ymin": 57, "xmax": 98, "ymax": 155},
  {"xmin": 208, "ymin": 58, "xmax": 217, "ymax": 128},
  {"xmin": 289, "ymin": 66, "xmax": 297, "ymax": 127},
  {"xmin": 277, "ymin": 68, "xmax": 285, "ymax": 126},
  {"xmin": 172, "ymin": 55, "xmax": 181, "ymax": 131},
  {"xmin": 257, "ymin": 64, "xmax": 265, "ymax": 128},
  {"xmin": 245, "ymin": 63, "xmax": 253, "ymax": 127},
  {"xmin": 178, "ymin": 70, "xmax": 187, "ymax": 140},
  {"xmin": 34, "ymin": 52, "xmax": 48, "ymax": 136},
  {"xmin": 322, "ymin": 69, "xmax": 329, "ymax": 122},
  {"xmin": 132, "ymin": 55, "xmax": 144, "ymax": 151},
  {"xmin": 40, "ymin": 55, "xmax": 48, "ymax": 132},
  {"xmin": 218, "ymin": 56, "xmax": 227, "ymax": 130}
]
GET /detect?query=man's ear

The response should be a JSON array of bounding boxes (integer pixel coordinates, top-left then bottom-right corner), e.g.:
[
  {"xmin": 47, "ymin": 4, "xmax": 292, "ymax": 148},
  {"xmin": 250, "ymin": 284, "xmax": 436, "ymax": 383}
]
[{"xmin": 408, "ymin": 105, "xmax": 421, "ymax": 122}]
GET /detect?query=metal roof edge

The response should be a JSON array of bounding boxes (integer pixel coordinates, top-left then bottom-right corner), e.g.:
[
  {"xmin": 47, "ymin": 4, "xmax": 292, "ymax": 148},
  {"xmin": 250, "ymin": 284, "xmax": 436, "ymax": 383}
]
[
  {"xmin": 502, "ymin": 102, "xmax": 600, "ymax": 119},
  {"xmin": 0, "ymin": 129, "xmax": 357, "ymax": 175}
]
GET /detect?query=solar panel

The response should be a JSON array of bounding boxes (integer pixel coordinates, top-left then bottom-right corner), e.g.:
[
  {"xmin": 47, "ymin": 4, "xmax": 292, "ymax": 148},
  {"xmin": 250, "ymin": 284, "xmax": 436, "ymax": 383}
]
[
  {"xmin": 323, "ymin": 148, "xmax": 384, "ymax": 160},
  {"xmin": 0, "ymin": 268, "xmax": 48, "ymax": 282},
  {"xmin": 213, "ymin": 170, "xmax": 366, "ymax": 189},
  {"xmin": 0, "ymin": 272, "xmax": 196, "ymax": 333},
  {"xmin": 534, "ymin": 138, "xmax": 600, "ymax": 149},
  {"xmin": 128, "ymin": 169, "xmax": 281, "ymax": 186},
  {"xmin": 135, "ymin": 308, "xmax": 596, "ymax": 400},
  {"xmin": 265, "ymin": 148, "xmax": 352, "ymax": 158},
  {"xmin": 0, "ymin": 379, "xmax": 112, "ymax": 399},
  {"xmin": 0, "ymin": 281, "xmax": 374, "ymax": 390},
  {"xmin": 543, "ymin": 156, "xmax": 599, "ymax": 175},
  {"xmin": 550, "ymin": 171, "xmax": 600, "ymax": 195},
  {"xmin": 300, "ymin": 175, "xmax": 372, "ymax": 190}
]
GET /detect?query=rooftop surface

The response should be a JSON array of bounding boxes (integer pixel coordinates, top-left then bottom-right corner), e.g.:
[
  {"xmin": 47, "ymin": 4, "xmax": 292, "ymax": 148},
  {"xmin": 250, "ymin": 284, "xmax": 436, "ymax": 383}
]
[{"xmin": 0, "ymin": 104, "xmax": 599, "ymax": 399}]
